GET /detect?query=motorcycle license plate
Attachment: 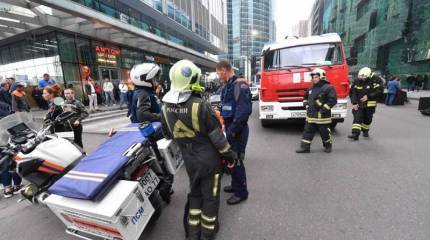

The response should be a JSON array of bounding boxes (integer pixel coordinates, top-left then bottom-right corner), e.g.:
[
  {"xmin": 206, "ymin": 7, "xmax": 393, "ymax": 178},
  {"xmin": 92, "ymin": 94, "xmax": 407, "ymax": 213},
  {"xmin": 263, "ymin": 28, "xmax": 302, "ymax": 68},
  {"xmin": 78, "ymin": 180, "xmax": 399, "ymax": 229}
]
[{"xmin": 139, "ymin": 169, "xmax": 159, "ymax": 197}]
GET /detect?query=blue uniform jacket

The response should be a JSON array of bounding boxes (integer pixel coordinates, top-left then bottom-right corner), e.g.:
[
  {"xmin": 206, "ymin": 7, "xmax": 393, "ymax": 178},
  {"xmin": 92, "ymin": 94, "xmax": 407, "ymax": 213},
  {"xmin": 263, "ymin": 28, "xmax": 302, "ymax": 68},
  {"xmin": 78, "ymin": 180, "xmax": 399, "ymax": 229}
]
[
  {"xmin": 221, "ymin": 76, "xmax": 252, "ymax": 134},
  {"xmin": 130, "ymin": 87, "xmax": 160, "ymax": 123}
]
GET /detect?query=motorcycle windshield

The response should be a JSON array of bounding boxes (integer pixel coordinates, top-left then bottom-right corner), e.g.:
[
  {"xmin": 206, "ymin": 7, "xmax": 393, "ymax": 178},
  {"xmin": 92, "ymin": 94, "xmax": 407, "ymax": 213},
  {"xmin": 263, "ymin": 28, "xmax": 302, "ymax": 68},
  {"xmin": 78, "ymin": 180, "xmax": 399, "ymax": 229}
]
[{"xmin": 0, "ymin": 112, "xmax": 35, "ymax": 146}]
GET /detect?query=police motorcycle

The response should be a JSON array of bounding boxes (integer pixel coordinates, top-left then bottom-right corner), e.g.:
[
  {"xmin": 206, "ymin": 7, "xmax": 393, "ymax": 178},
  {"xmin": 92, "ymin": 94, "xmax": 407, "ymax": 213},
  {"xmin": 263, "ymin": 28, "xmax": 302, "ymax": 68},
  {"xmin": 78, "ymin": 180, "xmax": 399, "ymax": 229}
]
[{"xmin": 0, "ymin": 100, "xmax": 182, "ymax": 240}]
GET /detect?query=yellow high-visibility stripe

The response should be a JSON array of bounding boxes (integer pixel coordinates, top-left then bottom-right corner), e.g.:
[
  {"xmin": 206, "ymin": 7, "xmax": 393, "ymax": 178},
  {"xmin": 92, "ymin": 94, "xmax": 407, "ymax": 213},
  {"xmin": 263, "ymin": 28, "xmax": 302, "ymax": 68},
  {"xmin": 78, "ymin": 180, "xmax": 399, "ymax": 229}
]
[
  {"xmin": 367, "ymin": 101, "xmax": 377, "ymax": 107},
  {"xmin": 189, "ymin": 209, "xmax": 202, "ymax": 215},
  {"xmin": 323, "ymin": 104, "xmax": 331, "ymax": 110},
  {"xmin": 355, "ymin": 86, "xmax": 363, "ymax": 89},
  {"xmin": 201, "ymin": 222, "xmax": 215, "ymax": 230},
  {"xmin": 301, "ymin": 139, "xmax": 311, "ymax": 144},
  {"xmin": 173, "ymin": 120, "xmax": 196, "ymax": 138},
  {"xmin": 212, "ymin": 174, "xmax": 220, "ymax": 197},
  {"xmin": 201, "ymin": 214, "xmax": 217, "ymax": 222},
  {"xmin": 361, "ymin": 124, "xmax": 370, "ymax": 130},
  {"xmin": 192, "ymin": 102, "xmax": 200, "ymax": 133},
  {"xmin": 316, "ymin": 99, "xmax": 322, "ymax": 106},
  {"xmin": 219, "ymin": 143, "xmax": 230, "ymax": 154},
  {"xmin": 188, "ymin": 219, "xmax": 200, "ymax": 226}
]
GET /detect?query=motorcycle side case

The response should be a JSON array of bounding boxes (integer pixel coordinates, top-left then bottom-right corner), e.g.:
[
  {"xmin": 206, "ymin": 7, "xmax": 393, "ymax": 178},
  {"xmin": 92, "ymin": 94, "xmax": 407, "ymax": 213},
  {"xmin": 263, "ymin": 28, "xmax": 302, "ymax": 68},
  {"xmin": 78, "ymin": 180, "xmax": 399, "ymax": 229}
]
[
  {"xmin": 45, "ymin": 180, "xmax": 154, "ymax": 240},
  {"xmin": 156, "ymin": 138, "xmax": 184, "ymax": 175}
]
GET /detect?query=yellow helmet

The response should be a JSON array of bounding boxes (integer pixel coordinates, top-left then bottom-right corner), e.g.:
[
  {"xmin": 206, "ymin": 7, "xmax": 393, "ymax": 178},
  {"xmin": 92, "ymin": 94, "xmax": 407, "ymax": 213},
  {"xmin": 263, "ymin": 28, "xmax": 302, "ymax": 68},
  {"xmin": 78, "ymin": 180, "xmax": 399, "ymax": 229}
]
[
  {"xmin": 169, "ymin": 59, "xmax": 203, "ymax": 93},
  {"xmin": 358, "ymin": 67, "xmax": 372, "ymax": 78}
]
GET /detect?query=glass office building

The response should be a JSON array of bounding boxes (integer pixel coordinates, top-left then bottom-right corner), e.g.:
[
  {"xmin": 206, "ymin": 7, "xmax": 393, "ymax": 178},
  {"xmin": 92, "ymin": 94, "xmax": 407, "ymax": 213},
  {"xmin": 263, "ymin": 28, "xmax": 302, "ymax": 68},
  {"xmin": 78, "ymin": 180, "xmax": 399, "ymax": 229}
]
[
  {"xmin": 0, "ymin": 0, "xmax": 227, "ymax": 101},
  {"xmin": 227, "ymin": 0, "xmax": 274, "ymax": 74}
]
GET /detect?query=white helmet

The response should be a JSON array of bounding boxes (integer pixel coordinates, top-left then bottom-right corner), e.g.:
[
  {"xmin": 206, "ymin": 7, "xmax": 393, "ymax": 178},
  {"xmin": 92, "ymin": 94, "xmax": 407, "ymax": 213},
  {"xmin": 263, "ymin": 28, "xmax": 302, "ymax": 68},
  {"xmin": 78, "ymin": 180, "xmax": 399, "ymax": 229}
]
[
  {"xmin": 310, "ymin": 68, "xmax": 326, "ymax": 79},
  {"xmin": 130, "ymin": 63, "xmax": 160, "ymax": 87},
  {"xmin": 358, "ymin": 67, "xmax": 372, "ymax": 79}
]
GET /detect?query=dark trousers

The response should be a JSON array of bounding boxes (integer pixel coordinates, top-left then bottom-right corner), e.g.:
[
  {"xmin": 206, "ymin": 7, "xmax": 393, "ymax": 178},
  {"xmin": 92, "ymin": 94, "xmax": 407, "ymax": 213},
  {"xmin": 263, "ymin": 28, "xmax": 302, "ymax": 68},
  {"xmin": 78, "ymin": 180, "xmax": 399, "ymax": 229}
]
[
  {"xmin": 1, "ymin": 169, "xmax": 22, "ymax": 187},
  {"xmin": 225, "ymin": 122, "xmax": 249, "ymax": 199},
  {"xmin": 351, "ymin": 108, "xmax": 375, "ymax": 134},
  {"xmin": 187, "ymin": 169, "xmax": 221, "ymax": 240},
  {"xmin": 301, "ymin": 122, "xmax": 332, "ymax": 149},
  {"xmin": 72, "ymin": 124, "xmax": 83, "ymax": 148}
]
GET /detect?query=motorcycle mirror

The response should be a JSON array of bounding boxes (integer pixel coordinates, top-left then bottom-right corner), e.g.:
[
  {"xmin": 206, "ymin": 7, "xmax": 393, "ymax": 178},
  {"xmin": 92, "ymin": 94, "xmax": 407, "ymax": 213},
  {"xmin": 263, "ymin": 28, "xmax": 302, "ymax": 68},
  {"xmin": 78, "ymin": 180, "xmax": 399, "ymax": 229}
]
[{"xmin": 53, "ymin": 97, "xmax": 65, "ymax": 106}]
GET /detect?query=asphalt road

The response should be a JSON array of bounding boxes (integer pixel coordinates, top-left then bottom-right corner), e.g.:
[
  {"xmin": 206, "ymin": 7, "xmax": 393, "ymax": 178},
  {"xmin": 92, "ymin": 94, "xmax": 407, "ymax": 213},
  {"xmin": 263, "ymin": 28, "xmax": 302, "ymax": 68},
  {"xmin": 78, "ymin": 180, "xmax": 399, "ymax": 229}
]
[{"xmin": 1, "ymin": 101, "xmax": 430, "ymax": 240}]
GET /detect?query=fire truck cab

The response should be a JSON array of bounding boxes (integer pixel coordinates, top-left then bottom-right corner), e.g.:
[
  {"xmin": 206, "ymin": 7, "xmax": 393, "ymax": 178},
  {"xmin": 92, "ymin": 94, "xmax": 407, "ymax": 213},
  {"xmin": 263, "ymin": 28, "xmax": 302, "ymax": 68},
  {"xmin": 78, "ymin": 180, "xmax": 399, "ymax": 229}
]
[{"xmin": 259, "ymin": 33, "xmax": 350, "ymax": 128}]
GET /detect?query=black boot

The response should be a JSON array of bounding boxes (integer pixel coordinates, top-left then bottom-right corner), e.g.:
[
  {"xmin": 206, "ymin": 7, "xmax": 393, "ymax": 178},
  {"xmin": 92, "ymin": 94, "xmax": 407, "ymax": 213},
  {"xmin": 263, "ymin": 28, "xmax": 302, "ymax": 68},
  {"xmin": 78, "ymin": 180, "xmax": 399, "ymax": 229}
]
[
  {"xmin": 296, "ymin": 142, "xmax": 311, "ymax": 153},
  {"xmin": 323, "ymin": 143, "xmax": 332, "ymax": 153},
  {"xmin": 362, "ymin": 131, "xmax": 369, "ymax": 137},
  {"xmin": 348, "ymin": 133, "xmax": 359, "ymax": 140}
]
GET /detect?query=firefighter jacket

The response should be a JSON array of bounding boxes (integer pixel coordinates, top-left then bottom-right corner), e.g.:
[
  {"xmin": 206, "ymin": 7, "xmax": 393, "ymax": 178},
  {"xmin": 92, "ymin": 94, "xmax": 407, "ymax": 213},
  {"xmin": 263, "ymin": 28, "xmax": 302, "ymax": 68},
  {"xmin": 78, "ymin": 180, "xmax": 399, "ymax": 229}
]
[
  {"xmin": 349, "ymin": 76, "xmax": 383, "ymax": 108},
  {"xmin": 161, "ymin": 94, "xmax": 235, "ymax": 175},
  {"xmin": 220, "ymin": 76, "xmax": 252, "ymax": 135},
  {"xmin": 303, "ymin": 79, "xmax": 337, "ymax": 124},
  {"xmin": 130, "ymin": 86, "xmax": 161, "ymax": 123}
]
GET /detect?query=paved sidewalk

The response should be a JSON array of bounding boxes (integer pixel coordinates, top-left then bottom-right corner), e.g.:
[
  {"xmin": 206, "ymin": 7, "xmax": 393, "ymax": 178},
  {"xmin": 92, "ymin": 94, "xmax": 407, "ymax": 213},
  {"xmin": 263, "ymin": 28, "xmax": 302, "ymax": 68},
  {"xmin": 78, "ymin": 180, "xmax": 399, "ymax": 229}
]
[{"xmin": 404, "ymin": 90, "xmax": 430, "ymax": 101}]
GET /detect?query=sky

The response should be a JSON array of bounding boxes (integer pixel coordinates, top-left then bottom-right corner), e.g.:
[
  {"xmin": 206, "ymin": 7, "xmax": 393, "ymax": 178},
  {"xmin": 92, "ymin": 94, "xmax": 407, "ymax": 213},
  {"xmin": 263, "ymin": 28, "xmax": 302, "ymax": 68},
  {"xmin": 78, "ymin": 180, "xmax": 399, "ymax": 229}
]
[{"xmin": 274, "ymin": 0, "xmax": 316, "ymax": 41}]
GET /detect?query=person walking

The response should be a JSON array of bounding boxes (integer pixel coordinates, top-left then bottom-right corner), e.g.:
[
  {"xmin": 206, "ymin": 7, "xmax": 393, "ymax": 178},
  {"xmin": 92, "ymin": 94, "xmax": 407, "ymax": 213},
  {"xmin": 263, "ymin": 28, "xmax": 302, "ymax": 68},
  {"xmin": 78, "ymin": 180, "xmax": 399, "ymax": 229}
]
[
  {"xmin": 348, "ymin": 67, "xmax": 384, "ymax": 140},
  {"xmin": 11, "ymin": 82, "xmax": 30, "ymax": 113},
  {"xmin": 385, "ymin": 77, "xmax": 400, "ymax": 106},
  {"xmin": 103, "ymin": 78, "xmax": 115, "ymax": 107},
  {"xmin": 416, "ymin": 74, "xmax": 424, "ymax": 92},
  {"xmin": 118, "ymin": 80, "xmax": 129, "ymax": 109},
  {"xmin": 406, "ymin": 75, "xmax": 415, "ymax": 92},
  {"xmin": 296, "ymin": 68, "xmax": 338, "ymax": 153},
  {"xmin": 217, "ymin": 60, "xmax": 252, "ymax": 205},
  {"xmin": 84, "ymin": 79, "xmax": 98, "ymax": 112},
  {"xmin": 63, "ymin": 88, "xmax": 89, "ymax": 148},
  {"xmin": 161, "ymin": 59, "xmax": 236, "ymax": 240},
  {"xmin": 0, "ymin": 81, "xmax": 12, "ymax": 106}
]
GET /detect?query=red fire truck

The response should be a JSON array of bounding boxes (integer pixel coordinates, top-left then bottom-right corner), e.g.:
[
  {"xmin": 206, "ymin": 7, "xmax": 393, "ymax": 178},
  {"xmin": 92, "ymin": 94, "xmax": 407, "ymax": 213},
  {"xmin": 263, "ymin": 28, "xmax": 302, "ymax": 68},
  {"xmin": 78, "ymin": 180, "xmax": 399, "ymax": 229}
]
[{"xmin": 259, "ymin": 33, "xmax": 350, "ymax": 128}]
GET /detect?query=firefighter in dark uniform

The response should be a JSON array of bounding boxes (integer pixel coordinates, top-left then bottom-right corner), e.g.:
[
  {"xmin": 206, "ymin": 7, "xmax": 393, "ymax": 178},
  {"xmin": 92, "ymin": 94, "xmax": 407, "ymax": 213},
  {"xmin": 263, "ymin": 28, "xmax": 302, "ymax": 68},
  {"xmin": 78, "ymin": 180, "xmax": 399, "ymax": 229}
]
[
  {"xmin": 129, "ymin": 63, "xmax": 161, "ymax": 123},
  {"xmin": 161, "ymin": 60, "xmax": 236, "ymax": 240},
  {"xmin": 348, "ymin": 67, "xmax": 384, "ymax": 140},
  {"xmin": 296, "ymin": 68, "xmax": 338, "ymax": 153},
  {"xmin": 217, "ymin": 60, "xmax": 252, "ymax": 205}
]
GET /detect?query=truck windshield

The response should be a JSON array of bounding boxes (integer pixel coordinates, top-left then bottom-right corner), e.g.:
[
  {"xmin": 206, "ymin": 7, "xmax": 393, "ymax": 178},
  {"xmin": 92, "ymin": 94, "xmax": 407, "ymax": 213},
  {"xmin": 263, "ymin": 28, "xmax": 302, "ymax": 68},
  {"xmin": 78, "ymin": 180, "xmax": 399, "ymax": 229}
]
[{"xmin": 264, "ymin": 43, "xmax": 343, "ymax": 70}]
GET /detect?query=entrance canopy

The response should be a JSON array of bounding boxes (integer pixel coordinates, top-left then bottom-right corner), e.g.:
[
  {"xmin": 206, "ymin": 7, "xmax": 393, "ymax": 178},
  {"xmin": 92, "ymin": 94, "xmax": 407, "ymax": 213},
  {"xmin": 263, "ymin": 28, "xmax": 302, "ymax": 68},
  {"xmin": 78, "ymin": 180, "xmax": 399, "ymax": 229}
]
[{"xmin": 0, "ymin": 0, "xmax": 218, "ymax": 69}]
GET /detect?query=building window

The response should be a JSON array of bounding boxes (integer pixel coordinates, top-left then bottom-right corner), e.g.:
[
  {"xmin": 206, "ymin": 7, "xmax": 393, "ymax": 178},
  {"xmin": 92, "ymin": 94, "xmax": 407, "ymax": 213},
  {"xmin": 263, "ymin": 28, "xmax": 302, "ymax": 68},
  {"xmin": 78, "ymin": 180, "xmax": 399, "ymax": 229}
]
[
  {"xmin": 354, "ymin": 35, "xmax": 366, "ymax": 54},
  {"xmin": 356, "ymin": 0, "xmax": 370, "ymax": 21},
  {"xmin": 369, "ymin": 11, "xmax": 378, "ymax": 30}
]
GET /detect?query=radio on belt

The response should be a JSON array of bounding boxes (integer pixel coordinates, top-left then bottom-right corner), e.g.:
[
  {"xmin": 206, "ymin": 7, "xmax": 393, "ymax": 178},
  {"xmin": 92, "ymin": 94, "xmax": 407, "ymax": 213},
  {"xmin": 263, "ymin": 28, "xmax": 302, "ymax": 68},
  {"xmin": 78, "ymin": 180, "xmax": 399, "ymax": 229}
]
[{"xmin": 156, "ymin": 138, "xmax": 184, "ymax": 175}]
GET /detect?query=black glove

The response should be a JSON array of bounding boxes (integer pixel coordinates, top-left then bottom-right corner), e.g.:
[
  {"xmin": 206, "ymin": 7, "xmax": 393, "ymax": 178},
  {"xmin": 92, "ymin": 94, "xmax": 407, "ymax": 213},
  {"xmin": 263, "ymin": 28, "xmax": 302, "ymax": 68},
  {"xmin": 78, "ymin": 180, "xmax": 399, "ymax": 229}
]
[{"xmin": 221, "ymin": 150, "xmax": 237, "ymax": 165}]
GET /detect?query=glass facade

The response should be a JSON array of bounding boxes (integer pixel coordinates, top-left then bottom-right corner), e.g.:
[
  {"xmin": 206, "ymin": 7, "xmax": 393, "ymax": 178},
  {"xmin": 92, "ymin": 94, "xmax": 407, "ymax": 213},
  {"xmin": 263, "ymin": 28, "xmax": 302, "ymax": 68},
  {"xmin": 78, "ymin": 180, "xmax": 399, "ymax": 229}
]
[
  {"xmin": 227, "ymin": 0, "xmax": 273, "ymax": 73},
  {"xmin": 0, "ymin": 31, "xmax": 174, "ymax": 102}
]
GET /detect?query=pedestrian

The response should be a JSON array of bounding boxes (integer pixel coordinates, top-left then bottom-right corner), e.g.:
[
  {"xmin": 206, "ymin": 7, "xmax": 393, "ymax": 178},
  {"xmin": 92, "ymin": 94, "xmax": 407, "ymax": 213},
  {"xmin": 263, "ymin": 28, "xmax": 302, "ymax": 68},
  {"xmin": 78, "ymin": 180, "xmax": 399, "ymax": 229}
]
[
  {"xmin": 103, "ymin": 78, "xmax": 115, "ymax": 107},
  {"xmin": 43, "ymin": 84, "xmax": 68, "ymax": 133},
  {"xmin": 6, "ymin": 78, "xmax": 17, "ymax": 93},
  {"xmin": 38, "ymin": 73, "xmax": 56, "ymax": 88},
  {"xmin": 348, "ymin": 67, "xmax": 384, "ymax": 140},
  {"xmin": 217, "ymin": 60, "xmax": 252, "ymax": 205},
  {"xmin": 32, "ymin": 86, "xmax": 47, "ymax": 109},
  {"xmin": 63, "ymin": 88, "xmax": 89, "ymax": 148},
  {"xmin": 296, "ymin": 68, "xmax": 337, "ymax": 153},
  {"xmin": 1, "ymin": 161, "xmax": 22, "ymax": 198},
  {"xmin": 118, "ymin": 79, "xmax": 129, "ymax": 109},
  {"xmin": 129, "ymin": 63, "xmax": 161, "ymax": 123},
  {"xmin": 0, "ymin": 101, "xmax": 11, "ymax": 119},
  {"xmin": 11, "ymin": 82, "xmax": 30, "ymax": 112},
  {"xmin": 161, "ymin": 59, "xmax": 236, "ymax": 240},
  {"xmin": 84, "ymin": 79, "xmax": 98, "ymax": 112},
  {"xmin": 385, "ymin": 76, "xmax": 400, "ymax": 106},
  {"xmin": 0, "ymin": 81, "xmax": 11, "ymax": 106},
  {"xmin": 94, "ymin": 82, "xmax": 102, "ymax": 105},
  {"xmin": 416, "ymin": 74, "xmax": 424, "ymax": 92},
  {"xmin": 406, "ymin": 75, "xmax": 415, "ymax": 92}
]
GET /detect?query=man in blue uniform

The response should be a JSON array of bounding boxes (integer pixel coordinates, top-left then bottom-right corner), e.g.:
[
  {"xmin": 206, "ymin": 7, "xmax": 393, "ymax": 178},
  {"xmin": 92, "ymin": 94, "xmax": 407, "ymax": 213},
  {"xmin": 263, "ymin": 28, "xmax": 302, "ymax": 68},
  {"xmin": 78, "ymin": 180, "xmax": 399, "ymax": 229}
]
[{"xmin": 217, "ymin": 60, "xmax": 252, "ymax": 205}]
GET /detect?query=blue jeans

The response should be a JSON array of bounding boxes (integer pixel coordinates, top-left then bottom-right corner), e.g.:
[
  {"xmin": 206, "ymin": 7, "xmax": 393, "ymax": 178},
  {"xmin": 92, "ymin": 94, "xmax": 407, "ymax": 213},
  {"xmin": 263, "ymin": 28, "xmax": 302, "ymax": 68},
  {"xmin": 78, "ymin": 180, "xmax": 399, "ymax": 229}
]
[
  {"xmin": 385, "ymin": 93, "xmax": 396, "ymax": 105},
  {"xmin": 1, "ymin": 169, "xmax": 22, "ymax": 187},
  {"xmin": 119, "ymin": 92, "xmax": 128, "ymax": 107},
  {"xmin": 104, "ymin": 92, "xmax": 115, "ymax": 106}
]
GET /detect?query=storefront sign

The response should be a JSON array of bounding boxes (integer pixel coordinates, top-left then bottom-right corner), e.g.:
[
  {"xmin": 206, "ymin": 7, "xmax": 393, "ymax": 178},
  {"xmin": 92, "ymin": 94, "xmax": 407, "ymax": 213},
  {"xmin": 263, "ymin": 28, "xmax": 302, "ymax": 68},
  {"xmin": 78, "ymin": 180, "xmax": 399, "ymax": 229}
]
[
  {"xmin": 95, "ymin": 46, "xmax": 120, "ymax": 66},
  {"xmin": 119, "ymin": 13, "xmax": 129, "ymax": 24}
]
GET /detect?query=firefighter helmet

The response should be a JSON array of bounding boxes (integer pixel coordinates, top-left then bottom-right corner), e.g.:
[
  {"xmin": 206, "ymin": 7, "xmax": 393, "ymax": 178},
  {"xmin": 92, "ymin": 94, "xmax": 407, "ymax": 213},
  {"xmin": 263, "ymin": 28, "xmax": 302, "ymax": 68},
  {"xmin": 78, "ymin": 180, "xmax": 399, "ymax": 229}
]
[
  {"xmin": 310, "ymin": 68, "xmax": 326, "ymax": 79},
  {"xmin": 358, "ymin": 67, "xmax": 372, "ymax": 79}
]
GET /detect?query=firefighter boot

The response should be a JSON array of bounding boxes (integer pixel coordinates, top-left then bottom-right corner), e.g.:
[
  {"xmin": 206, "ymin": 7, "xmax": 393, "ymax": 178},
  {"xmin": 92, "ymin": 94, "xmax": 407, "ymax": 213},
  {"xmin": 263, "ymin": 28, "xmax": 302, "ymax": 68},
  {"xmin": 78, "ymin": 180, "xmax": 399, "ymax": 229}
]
[
  {"xmin": 323, "ymin": 142, "xmax": 332, "ymax": 153},
  {"xmin": 348, "ymin": 133, "xmax": 359, "ymax": 140},
  {"xmin": 362, "ymin": 130, "xmax": 369, "ymax": 138},
  {"xmin": 296, "ymin": 142, "xmax": 310, "ymax": 153}
]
